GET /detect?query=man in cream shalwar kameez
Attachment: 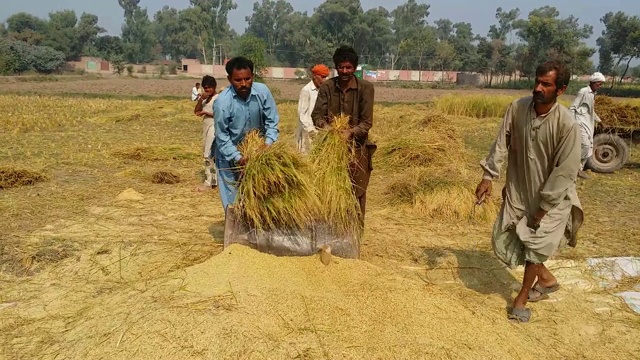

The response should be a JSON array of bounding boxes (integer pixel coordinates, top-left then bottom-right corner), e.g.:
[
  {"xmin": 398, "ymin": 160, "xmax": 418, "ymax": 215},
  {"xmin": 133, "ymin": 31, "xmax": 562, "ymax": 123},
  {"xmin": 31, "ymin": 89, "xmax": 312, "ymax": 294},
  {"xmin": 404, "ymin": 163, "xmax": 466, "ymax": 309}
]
[
  {"xmin": 296, "ymin": 64, "xmax": 329, "ymax": 154},
  {"xmin": 569, "ymin": 72, "xmax": 605, "ymax": 178},
  {"xmin": 194, "ymin": 75, "xmax": 219, "ymax": 192},
  {"xmin": 476, "ymin": 60, "xmax": 584, "ymax": 323}
]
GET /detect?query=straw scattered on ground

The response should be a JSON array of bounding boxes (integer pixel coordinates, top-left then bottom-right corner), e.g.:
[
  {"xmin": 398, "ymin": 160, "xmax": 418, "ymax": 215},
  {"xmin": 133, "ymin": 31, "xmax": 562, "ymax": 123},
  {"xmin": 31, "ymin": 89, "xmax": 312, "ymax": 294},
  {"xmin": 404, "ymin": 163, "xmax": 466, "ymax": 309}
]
[
  {"xmin": 2, "ymin": 94, "xmax": 640, "ymax": 360},
  {"xmin": 236, "ymin": 130, "xmax": 319, "ymax": 232},
  {"xmin": 377, "ymin": 109, "xmax": 464, "ymax": 170},
  {"xmin": 0, "ymin": 167, "xmax": 47, "ymax": 189},
  {"xmin": 151, "ymin": 171, "xmax": 180, "ymax": 184},
  {"xmin": 112, "ymin": 145, "xmax": 199, "ymax": 161}
]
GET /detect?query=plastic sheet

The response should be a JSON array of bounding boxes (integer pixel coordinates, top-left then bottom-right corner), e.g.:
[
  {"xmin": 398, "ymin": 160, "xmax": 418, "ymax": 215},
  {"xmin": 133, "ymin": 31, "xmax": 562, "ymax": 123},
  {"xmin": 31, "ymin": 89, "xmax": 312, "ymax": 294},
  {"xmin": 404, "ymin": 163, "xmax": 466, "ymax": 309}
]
[{"xmin": 224, "ymin": 206, "xmax": 360, "ymax": 259}]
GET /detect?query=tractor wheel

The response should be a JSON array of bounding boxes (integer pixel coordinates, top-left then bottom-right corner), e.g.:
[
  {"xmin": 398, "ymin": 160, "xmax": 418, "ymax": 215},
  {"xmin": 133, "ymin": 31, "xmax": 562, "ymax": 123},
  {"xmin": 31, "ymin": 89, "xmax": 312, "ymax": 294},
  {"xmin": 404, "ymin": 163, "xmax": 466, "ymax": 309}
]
[{"xmin": 586, "ymin": 134, "xmax": 630, "ymax": 173}]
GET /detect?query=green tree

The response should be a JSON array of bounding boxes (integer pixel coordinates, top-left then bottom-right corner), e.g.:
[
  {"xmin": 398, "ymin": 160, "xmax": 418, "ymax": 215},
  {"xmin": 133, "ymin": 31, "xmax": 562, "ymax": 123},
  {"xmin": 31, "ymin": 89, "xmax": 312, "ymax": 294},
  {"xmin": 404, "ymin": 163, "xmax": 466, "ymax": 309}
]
[
  {"xmin": 356, "ymin": 7, "xmax": 393, "ymax": 68},
  {"xmin": 93, "ymin": 35, "xmax": 124, "ymax": 60},
  {"xmin": 488, "ymin": 7, "xmax": 520, "ymax": 41},
  {"xmin": 433, "ymin": 41, "xmax": 456, "ymax": 73},
  {"xmin": 597, "ymin": 12, "xmax": 640, "ymax": 84},
  {"xmin": 76, "ymin": 13, "xmax": 106, "ymax": 57},
  {"xmin": 235, "ymin": 34, "xmax": 267, "ymax": 75},
  {"xmin": 43, "ymin": 10, "xmax": 78, "ymax": 60},
  {"xmin": 0, "ymin": 38, "xmax": 65, "ymax": 74},
  {"xmin": 451, "ymin": 22, "xmax": 478, "ymax": 71},
  {"xmin": 30, "ymin": 44, "xmax": 66, "ymax": 73},
  {"xmin": 118, "ymin": 0, "xmax": 156, "ymax": 63},
  {"xmin": 245, "ymin": 0, "xmax": 294, "ymax": 61},
  {"xmin": 513, "ymin": 6, "xmax": 594, "ymax": 78},
  {"xmin": 5, "ymin": 12, "xmax": 47, "ymax": 45},
  {"xmin": 111, "ymin": 54, "xmax": 126, "ymax": 75},
  {"xmin": 390, "ymin": 0, "xmax": 431, "ymax": 70},
  {"xmin": 397, "ymin": 26, "xmax": 436, "ymax": 70},
  {"xmin": 184, "ymin": 0, "xmax": 237, "ymax": 65},
  {"xmin": 154, "ymin": 6, "xmax": 198, "ymax": 60},
  {"xmin": 312, "ymin": 0, "xmax": 364, "ymax": 48}
]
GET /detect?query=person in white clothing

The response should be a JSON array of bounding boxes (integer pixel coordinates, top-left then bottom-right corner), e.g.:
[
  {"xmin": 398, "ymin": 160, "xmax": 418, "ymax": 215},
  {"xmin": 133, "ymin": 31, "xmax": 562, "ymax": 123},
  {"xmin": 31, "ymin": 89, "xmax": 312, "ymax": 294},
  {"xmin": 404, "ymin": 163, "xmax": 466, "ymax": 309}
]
[
  {"xmin": 194, "ymin": 76, "xmax": 219, "ymax": 191},
  {"xmin": 296, "ymin": 64, "xmax": 329, "ymax": 154},
  {"xmin": 569, "ymin": 72, "xmax": 605, "ymax": 179},
  {"xmin": 191, "ymin": 82, "xmax": 203, "ymax": 101}
]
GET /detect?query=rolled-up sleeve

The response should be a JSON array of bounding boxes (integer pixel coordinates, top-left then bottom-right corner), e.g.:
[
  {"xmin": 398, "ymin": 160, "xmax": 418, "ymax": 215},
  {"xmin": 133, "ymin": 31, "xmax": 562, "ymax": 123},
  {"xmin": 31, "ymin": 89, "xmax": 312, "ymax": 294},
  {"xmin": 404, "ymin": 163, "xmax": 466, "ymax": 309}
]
[{"xmin": 214, "ymin": 98, "xmax": 242, "ymax": 162}]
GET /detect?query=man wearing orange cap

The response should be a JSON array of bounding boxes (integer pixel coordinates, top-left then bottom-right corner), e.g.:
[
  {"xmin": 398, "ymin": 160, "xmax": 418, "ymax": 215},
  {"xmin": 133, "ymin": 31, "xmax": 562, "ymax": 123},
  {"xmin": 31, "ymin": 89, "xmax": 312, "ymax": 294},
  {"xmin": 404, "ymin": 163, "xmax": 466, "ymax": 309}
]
[{"xmin": 296, "ymin": 64, "xmax": 330, "ymax": 154}]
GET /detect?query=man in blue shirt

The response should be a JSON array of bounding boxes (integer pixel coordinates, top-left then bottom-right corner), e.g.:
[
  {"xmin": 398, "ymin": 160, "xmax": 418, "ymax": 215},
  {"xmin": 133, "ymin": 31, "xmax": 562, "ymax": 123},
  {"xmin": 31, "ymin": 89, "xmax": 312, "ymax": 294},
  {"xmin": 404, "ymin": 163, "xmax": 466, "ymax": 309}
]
[{"xmin": 213, "ymin": 57, "xmax": 280, "ymax": 212}]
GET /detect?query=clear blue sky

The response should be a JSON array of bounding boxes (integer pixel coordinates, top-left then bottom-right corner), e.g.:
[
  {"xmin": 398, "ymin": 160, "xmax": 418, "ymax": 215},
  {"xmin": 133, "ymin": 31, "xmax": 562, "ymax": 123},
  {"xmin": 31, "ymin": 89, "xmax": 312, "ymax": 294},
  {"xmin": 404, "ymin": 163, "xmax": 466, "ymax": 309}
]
[{"xmin": 2, "ymin": 0, "xmax": 638, "ymax": 63}]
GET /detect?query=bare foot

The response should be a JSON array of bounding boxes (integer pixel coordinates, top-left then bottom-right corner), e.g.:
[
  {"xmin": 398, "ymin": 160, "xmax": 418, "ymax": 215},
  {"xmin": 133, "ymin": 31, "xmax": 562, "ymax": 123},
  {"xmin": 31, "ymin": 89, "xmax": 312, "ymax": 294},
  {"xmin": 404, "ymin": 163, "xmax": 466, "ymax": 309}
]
[{"xmin": 195, "ymin": 184, "xmax": 213, "ymax": 192}]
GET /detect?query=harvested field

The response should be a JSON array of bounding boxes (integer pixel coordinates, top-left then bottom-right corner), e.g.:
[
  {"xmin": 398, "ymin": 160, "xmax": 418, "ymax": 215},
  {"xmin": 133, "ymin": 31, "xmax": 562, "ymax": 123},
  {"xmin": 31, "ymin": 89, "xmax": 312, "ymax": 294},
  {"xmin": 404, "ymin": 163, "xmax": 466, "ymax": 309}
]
[
  {"xmin": 1, "ymin": 92, "xmax": 639, "ymax": 359},
  {"xmin": 0, "ymin": 75, "xmax": 535, "ymax": 102}
]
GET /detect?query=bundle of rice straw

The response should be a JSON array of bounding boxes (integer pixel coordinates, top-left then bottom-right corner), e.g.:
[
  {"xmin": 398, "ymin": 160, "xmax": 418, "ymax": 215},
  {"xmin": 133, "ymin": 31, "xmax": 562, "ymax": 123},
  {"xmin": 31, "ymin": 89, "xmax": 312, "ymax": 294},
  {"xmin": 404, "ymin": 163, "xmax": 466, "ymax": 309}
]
[
  {"xmin": 236, "ymin": 130, "xmax": 319, "ymax": 232},
  {"xmin": 309, "ymin": 114, "xmax": 362, "ymax": 237},
  {"xmin": 595, "ymin": 96, "xmax": 640, "ymax": 130}
]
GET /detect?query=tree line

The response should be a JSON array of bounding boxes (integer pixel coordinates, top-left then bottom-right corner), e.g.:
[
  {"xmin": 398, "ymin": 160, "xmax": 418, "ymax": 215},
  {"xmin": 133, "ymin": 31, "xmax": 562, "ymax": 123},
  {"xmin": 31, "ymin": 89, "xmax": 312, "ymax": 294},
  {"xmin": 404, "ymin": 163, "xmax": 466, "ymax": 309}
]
[{"xmin": 1, "ymin": 0, "xmax": 639, "ymax": 84}]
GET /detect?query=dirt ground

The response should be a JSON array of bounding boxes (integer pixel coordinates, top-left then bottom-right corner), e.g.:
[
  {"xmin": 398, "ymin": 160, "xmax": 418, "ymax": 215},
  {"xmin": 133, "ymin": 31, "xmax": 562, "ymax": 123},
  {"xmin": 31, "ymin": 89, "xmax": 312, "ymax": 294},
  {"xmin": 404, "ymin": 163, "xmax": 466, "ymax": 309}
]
[
  {"xmin": 0, "ymin": 75, "xmax": 532, "ymax": 102},
  {"xmin": 1, "ymin": 90, "xmax": 639, "ymax": 359}
]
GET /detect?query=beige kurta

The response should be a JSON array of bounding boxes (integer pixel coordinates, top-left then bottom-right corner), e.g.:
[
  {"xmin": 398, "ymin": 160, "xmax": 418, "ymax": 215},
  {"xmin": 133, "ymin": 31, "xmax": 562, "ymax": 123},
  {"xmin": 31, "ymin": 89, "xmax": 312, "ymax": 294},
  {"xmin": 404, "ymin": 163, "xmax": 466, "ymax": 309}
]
[{"xmin": 481, "ymin": 96, "xmax": 584, "ymax": 268}]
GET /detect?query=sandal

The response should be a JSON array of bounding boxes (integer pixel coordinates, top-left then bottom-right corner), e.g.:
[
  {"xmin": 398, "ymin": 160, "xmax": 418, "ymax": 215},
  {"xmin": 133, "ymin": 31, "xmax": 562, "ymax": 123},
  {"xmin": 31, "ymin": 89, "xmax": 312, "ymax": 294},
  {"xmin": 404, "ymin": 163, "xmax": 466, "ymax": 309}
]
[
  {"xmin": 508, "ymin": 307, "xmax": 531, "ymax": 323},
  {"xmin": 528, "ymin": 283, "xmax": 560, "ymax": 302}
]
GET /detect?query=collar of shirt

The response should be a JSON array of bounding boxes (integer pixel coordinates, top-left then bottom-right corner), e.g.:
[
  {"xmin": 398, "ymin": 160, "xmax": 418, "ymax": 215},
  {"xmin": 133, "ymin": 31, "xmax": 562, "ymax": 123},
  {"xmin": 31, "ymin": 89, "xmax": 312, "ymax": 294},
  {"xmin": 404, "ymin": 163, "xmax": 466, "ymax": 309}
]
[
  {"xmin": 334, "ymin": 76, "xmax": 358, "ymax": 91},
  {"xmin": 528, "ymin": 99, "xmax": 559, "ymax": 119},
  {"xmin": 230, "ymin": 85, "xmax": 257, "ymax": 101}
]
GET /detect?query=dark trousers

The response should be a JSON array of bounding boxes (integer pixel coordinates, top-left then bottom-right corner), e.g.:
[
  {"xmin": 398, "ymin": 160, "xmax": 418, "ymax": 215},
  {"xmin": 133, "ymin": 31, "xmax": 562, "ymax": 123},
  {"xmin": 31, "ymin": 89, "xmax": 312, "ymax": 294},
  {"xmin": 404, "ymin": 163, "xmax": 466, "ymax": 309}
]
[{"xmin": 351, "ymin": 141, "xmax": 376, "ymax": 228}]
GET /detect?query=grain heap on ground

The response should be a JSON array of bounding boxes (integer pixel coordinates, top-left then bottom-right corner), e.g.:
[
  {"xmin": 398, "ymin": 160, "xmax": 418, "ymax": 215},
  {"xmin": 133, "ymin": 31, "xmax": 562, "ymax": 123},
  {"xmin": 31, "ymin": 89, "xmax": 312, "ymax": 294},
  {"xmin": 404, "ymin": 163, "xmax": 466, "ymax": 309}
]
[
  {"xmin": 235, "ymin": 130, "xmax": 319, "ymax": 232},
  {"xmin": 309, "ymin": 114, "xmax": 362, "ymax": 237},
  {"xmin": 4, "ymin": 244, "xmax": 636, "ymax": 359}
]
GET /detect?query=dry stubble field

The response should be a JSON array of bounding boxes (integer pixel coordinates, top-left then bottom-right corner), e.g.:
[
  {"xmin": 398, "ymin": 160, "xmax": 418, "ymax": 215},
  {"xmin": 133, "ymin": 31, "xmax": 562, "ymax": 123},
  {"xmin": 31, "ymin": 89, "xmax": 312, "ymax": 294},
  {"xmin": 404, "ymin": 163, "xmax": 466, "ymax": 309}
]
[
  {"xmin": 0, "ymin": 75, "xmax": 533, "ymax": 102},
  {"xmin": 0, "ymin": 78, "xmax": 639, "ymax": 359}
]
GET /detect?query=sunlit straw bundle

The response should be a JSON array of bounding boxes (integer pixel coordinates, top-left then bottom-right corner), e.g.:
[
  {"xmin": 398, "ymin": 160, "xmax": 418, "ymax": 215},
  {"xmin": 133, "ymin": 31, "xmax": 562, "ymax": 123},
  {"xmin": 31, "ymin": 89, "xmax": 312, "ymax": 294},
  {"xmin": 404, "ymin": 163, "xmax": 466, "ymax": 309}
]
[
  {"xmin": 595, "ymin": 96, "xmax": 640, "ymax": 130},
  {"xmin": 309, "ymin": 114, "xmax": 362, "ymax": 237},
  {"xmin": 236, "ymin": 130, "xmax": 320, "ymax": 232}
]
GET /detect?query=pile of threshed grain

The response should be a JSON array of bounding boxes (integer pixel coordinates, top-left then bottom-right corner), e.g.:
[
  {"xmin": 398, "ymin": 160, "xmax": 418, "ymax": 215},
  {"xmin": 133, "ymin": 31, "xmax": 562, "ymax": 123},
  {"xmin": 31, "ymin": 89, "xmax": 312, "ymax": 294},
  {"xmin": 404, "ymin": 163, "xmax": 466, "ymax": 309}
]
[
  {"xmin": 0, "ymin": 167, "xmax": 47, "ymax": 189},
  {"xmin": 8, "ymin": 244, "xmax": 638, "ymax": 359},
  {"xmin": 309, "ymin": 114, "xmax": 362, "ymax": 237},
  {"xmin": 236, "ymin": 130, "xmax": 320, "ymax": 232},
  {"xmin": 596, "ymin": 96, "xmax": 640, "ymax": 130}
]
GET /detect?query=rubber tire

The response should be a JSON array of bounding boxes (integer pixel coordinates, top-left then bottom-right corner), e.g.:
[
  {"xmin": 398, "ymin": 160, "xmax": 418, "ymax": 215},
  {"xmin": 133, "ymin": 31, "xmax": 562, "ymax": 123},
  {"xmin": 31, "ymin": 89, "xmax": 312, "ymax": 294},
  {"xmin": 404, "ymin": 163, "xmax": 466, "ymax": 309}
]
[{"xmin": 586, "ymin": 134, "xmax": 630, "ymax": 173}]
